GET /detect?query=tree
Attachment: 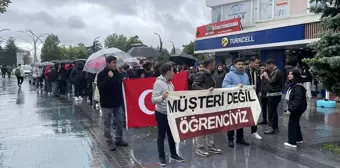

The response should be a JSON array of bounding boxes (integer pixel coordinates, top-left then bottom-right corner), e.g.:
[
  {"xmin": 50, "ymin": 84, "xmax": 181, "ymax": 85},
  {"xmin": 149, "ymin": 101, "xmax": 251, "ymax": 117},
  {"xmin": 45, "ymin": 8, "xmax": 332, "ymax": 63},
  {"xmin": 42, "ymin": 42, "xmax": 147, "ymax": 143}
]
[
  {"xmin": 150, "ymin": 47, "xmax": 170, "ymax": 63},
  {"xmin": 104, "ymin": 33, "xmax": 142, "ymax": 52},
  {"xmin": 0, "ymin": 0, "xmax": 11, "ymax": 14},
  {"xmin": 60, "ymin": 43, "xmax": 89, "ymax": 60},
  {"xmin": 40, "ymin": 34, "xmax": 61, "ymax": 61},
  {"xmin": 303, "ymin": 0, "xmax": 340, "ymax": 96},
  {"xmin": 21, "ymin": 50, "xmax": 32, "ymax": 65},
  {"xmin": 2, "ymin": 37, "xmax": 17, "ymax": 66},
  {"xmin": 182, "ymin": 41, "xmax": 209, "ymax": 61}
]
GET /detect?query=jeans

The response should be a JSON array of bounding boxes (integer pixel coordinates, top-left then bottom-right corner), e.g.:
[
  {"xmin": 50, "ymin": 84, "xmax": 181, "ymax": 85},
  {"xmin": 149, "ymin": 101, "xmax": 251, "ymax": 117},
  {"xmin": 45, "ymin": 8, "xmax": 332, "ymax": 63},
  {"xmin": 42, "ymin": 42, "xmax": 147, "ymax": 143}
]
[
  {"xmin": 102, "ymin": 107, "xmax": 123, "ymax": 142},
  {"xmin": 46, "ymin": 80, "xmax": 52, "ymax": 92},
  {"xmin": 74, "ymin": 80, "xmax": 83, "ymax": 97},
  {"xmin": 261, "ymin": 96, "xmax": 268, "ymax": 122},
  {"xmin": 268, "ymin": 96, "xmax": 282, "ymax": 129},
  {"xmin": 227, "ymin": 128, "xmax": 244, "ymax": 141},
  {"xmin": 155, "ymin": 111, "xmax": 177, "ymax": 158},
  {"xmin": 67, "ymin": 81, "xmax": 73, "ymax": 95},
  {"xmin": 59, "ymin": 80, "xmax": 67, "ymax": 95},
  {"xmin": 288, "ymin": 110, "xmax": 304, "ymax": 145},
  {"xmin": 52, "ymin": 81, "xmax": 59, "ymax": 96},
  {"xmin": 17, "ymin": 76, "xmax": 24, "ymax": 86}
]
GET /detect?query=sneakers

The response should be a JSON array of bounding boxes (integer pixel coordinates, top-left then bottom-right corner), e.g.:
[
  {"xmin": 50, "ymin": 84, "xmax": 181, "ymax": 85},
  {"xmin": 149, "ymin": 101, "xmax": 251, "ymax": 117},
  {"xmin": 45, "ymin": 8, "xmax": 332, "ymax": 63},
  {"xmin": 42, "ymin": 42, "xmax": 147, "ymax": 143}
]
[
  {"xmin": 252, "ymin": 132, "xmax": 262, "ymax": 140},
  {"xmin": 159, "ymin": 157, "xmax": 167, "ymax": 167},
  {"xmin": 74, "ymin": 97, "xmax": 79, "ymax": 101},
  {"xmin": 170, "ymin": 155, "xmax": 184, "ymax": 163},
  {"xmin": 195, "ymin": 149, "xmax": 209, "ymax": 157},
  {"xmin": 207, "ymin": 147, "xmax": 222, "ymax": 154},
  {"xmin": 297, "ymin": 141, "xmax": 304, "ymax": 144},
  {"xmin": 284, "ymin": 142, "xmax": 297, "ymax": 148},
  {"xmin": 106, "ymin": 139, "xmax": 116, "ymax": 151},
  {"xmin": 115, "ymin": 140, "xmax": 128, "ymax": 147},
  {"xmin": 264, "ymin": 128, "xmax": 279, "ymax": 134},
  {"xmin": 78, "ymin": 96, "xmax": 83, "ymax": 100},
  {"xmin": 284, "ymin": 110, "xmax": 291, "ymax": 115}
]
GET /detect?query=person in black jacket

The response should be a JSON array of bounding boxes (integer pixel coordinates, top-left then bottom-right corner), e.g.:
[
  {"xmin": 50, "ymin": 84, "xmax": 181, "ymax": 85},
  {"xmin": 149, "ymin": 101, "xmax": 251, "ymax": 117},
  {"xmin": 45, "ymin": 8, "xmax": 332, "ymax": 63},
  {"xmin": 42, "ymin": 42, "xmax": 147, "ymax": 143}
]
[
  {"xmin": 97, "ymin": 56, "xmax": 128, "ymax": 151},
  {"xmin": 284, "ymin": 69, "xmax": 307, "ymax": 148},
  {"xmin": 70, "ymin": 63, "xmax": 85, "ymax": 101},
  {"xmin": 263, "ymin": 59, "xmax": 283, "ymax": 134},
  {"xmin": 246, "ymin": 57, "xmax": 262, "ymax": 140},
  {"xmin": 50, "ymin": 63, "xmax": 60, "ymax": 98},
  {"xmin": 58, "ymin": 64, "xmax": 68, "ymax": 95},
  {"xmin": 212, "ymin": 64, "xmax": 227, "ymax": 88},
  {"xmin": 259, "ymin": 64, "xmax": 269, "ymax": 124}
]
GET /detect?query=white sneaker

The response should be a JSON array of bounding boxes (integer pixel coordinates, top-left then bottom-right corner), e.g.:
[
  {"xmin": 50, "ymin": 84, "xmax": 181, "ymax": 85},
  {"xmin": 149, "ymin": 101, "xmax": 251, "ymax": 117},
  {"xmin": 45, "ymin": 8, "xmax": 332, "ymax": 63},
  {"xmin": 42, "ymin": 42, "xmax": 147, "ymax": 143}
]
[
  {"xmin": 297, "ymin": 141, "xmax": 304, "ymax": 144},
  {"xmin": 75, "ymin": 97, "xmax": 79, "ymax": 101},
  {"xmin": 284, "ymin": 142, "xmax": 297, "ymax": 148},
  {"xmin": 252, "ymin": 132, "xmax": 262, "ymax": 140},
  {"xmin": 78, "ymin": 96, "xmax": 83, "ymax": 100}
]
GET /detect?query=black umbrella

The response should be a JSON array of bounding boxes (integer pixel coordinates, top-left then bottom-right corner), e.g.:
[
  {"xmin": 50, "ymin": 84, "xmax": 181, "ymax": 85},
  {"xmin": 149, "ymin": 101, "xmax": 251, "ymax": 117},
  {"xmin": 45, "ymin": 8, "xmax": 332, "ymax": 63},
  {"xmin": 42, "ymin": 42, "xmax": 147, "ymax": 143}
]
[
  {"xmin": 170, "ymin": 53, "xmax": 198, "ymax": 66},
  {"xmin": 128, "ymin": 44, "xmax": 160, "ymax": 58},
  {"xmin": 59, "ymin": 60, "xmax": 73, "ymax": 64}
]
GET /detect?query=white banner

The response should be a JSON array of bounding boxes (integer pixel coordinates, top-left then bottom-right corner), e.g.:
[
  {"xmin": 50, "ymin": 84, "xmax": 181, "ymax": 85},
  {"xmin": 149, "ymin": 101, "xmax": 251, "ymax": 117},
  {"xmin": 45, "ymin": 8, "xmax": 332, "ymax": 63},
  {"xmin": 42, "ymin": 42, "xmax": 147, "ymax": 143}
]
[{"xmin": 167, "ymin": 86, "xmax": 261, "ymax": 143}]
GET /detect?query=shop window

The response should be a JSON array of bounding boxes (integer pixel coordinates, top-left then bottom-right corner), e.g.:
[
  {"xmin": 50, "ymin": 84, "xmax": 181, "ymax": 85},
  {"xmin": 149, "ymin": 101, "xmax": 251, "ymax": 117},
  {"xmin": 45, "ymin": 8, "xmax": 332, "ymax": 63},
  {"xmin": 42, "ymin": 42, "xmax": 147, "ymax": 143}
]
[
  {"xmin": 258, "ymin": 0, "xmax": 289, "ymax": 21},
  {"xmin": 212, "ymin": 6, "xmax": 222, "ymax": 23}
]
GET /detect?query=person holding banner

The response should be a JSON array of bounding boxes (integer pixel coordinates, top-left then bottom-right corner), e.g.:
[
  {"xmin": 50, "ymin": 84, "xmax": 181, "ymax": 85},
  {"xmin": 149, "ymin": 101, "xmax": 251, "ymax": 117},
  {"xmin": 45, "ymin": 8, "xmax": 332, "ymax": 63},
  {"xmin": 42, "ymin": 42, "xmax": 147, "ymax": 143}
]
[
  {"xmin": 151, "ymin": 62, "xmax": 184, "ymax": 167},
  {"xmin": 222, "ymin": 58, "xmax": 251, "ymax": 147},
  {"xmin": 97, "ymin": 56, "xmax": 128, "ymax": 151},
  {"xmin": 192, "ymin": 59, "xmax": 222, "ymax": 157}
]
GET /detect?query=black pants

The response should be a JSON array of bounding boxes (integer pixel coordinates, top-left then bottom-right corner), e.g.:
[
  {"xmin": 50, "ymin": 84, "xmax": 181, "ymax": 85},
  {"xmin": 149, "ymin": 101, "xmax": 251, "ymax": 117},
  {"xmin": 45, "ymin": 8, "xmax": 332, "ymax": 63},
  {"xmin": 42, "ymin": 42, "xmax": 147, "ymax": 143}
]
[
  {"xmin": 7, "ymin": 72, "xmax": 11, "ymax": 78},
  {"xmin": 17, "ymin": 76, "xmax": 24, "ymax": 86},
  {"xmin": 2, "ymin": 73, "xmax": 6, "ymax": 78},
  {"xmin": 155, "ymin": 111, "xmax": 176, "ymax": 159},
  {"xmin": 227, "ymin": 128, "xmax": 244, "ymax": 140},
  {"xmin": 288, "ymin": 110, "xmax": 304, "ymax": 145},
  {"xmin": 59, "ymin": 80, "xmax": 67, "ymax": 95},
  {"xmin": 261, "ymin": 96, "xmax": 268, "ymax": 123},
  {"xmin": 74, "ymin": 80, "xmax": 83, "ymax": 97},
  {"xmin": 87, "ymin": 81, "xmax": 93, "ymax": 104},
  {"xmin": 268, "ymin": 96, "xmax": 281, "ymax": 129},
  {"xmin": 36, "ymin": 77, "xmax": 43, "ymax": 88}
]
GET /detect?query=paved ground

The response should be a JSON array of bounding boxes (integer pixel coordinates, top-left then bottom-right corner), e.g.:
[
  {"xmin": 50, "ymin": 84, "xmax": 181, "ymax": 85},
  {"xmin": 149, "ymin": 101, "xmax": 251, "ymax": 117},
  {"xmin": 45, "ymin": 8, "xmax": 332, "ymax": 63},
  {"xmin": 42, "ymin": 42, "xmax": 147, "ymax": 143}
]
[{"xmin": 1, "ymin": 76, "xmax": 340, "ymax": 168}]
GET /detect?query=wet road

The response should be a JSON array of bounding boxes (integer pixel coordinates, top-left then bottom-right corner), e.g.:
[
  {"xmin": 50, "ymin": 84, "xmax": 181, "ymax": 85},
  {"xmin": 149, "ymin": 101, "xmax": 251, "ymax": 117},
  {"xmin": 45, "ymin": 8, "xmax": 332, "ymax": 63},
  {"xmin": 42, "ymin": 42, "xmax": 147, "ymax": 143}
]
[
  {"xmin": 0, "ymin": 77, "xmax": 113, "ymax": 168},
  {"xmin": 1, "ymin": 77, "xmax": 340, "ymax": 168}
]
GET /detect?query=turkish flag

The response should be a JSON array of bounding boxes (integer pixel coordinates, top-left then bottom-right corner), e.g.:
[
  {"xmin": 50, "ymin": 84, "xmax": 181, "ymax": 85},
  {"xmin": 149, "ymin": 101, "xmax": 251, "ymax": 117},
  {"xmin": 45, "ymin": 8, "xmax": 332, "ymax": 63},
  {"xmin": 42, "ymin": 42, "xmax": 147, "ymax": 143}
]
[{"xmin": 123, "ymin": 71, "xmax": 188, "ymax": 128}]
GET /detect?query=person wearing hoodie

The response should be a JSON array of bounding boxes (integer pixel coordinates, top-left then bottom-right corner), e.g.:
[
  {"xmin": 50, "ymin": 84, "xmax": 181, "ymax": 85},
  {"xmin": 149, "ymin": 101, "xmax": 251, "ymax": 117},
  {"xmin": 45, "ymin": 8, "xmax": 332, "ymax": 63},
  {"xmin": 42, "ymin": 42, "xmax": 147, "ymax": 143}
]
[
  {"xmin": 97, "ymin": 56, "xmax": 128, "ymax": 151},
  {"xmin": 222, "ymin": 58, "xmax": 251, "ymax": 148},
  {"xmin": 152, "ymin": 62, "xmax": 184, "ymax": 167},
  {"xmin": 192, "ymin": 59, "xmax": 222, "ymax": 157},
  {"xmin": 70, "ymin": 63, "xmax": 85, "ymax": 101},
  {"xmin": 284, "ymin": 69, "xmax": 307, "ymax": 148}
]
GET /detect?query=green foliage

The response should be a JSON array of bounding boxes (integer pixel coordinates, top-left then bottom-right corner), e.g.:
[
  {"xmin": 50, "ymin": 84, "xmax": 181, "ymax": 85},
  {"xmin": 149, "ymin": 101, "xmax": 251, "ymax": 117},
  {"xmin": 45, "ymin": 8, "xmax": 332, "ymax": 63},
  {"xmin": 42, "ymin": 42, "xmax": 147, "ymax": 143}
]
[
  {"xmin": 1, "ymin": 37, "xmax": 17, "ymax": 66},
  {"xmin": 60, "ymin": 43, "xmax": 89, "ymax": 60},
  {"xmin": 0, "ymin": 0, "xmax": 11, "ymax": 14},
  {"xmin": 321, "ymin": 143, "xmax": 340, "ymax": 154},
  {"xmin": 104, "ymin": 33, "xmax": 142, "ymax": 52},
  {"xmin": 303, "ymin": 0, "xmax": 340, "ymax": 96},
  {"xmin": 41, "ymin": 34, "xmax": 61, "ymax": 62}
]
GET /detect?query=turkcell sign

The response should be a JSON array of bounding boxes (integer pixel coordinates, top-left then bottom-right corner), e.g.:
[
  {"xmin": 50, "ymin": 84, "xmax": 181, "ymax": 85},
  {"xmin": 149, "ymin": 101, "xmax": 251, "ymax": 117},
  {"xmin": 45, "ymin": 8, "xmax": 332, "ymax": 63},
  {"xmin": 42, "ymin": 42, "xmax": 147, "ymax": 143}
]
[{"xmin": 195, "ymin": 24, "xmax": 305, "ymax": 51}]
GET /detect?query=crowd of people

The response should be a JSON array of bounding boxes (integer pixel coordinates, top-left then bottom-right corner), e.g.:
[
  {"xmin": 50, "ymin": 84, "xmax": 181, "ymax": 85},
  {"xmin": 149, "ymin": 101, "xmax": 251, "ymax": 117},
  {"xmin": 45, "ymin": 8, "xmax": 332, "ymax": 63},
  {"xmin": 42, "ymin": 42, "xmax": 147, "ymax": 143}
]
[{"xmin": 1, "ymin": 56, "xmax": 312, "ymax": 167}]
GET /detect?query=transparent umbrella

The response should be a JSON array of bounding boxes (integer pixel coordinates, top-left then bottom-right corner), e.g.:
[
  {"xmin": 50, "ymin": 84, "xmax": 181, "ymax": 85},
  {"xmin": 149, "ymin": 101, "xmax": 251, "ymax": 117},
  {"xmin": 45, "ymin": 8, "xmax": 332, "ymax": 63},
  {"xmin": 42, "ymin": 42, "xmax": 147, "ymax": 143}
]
[{"xmin": 83, "ymin": 48, "xmax": 138, "ymax": 73}]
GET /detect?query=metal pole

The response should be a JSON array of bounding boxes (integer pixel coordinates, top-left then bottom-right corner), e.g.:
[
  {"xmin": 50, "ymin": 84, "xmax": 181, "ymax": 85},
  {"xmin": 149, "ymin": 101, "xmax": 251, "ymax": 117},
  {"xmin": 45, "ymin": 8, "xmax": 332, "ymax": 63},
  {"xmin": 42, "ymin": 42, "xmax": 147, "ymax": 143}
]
[{"xmin": 154, "ymin": 33, "xmax": 162, "ymax": 52}]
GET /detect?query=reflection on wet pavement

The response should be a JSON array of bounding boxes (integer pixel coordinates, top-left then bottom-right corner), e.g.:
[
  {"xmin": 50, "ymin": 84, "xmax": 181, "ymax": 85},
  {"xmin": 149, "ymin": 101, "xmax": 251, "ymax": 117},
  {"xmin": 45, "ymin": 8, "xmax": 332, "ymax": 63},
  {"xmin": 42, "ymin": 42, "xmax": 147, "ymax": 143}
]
[
  {"xmin": 0, "ymin": 78, "xmax": 113, "ymax": 168},
  {"xmin": 2, "ymin": 77, "xmax": 340, "ymax": 168}
]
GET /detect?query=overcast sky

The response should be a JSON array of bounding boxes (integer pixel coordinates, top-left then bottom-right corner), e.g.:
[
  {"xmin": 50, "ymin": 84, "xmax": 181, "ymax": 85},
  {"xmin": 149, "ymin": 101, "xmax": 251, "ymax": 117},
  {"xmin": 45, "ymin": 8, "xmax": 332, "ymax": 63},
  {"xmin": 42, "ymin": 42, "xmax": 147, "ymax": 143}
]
[{"xmin": 0, "ymin": 0, "xmax": 210, "ymax": 59}]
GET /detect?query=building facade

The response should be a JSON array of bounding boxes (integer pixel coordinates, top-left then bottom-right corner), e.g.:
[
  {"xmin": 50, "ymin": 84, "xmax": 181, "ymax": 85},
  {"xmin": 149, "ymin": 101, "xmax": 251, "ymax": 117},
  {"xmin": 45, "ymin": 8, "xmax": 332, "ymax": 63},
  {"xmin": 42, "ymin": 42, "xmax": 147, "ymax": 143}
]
[{"xmin": 195, "ymin": 0, "xmax": 323, "ymax": 71}]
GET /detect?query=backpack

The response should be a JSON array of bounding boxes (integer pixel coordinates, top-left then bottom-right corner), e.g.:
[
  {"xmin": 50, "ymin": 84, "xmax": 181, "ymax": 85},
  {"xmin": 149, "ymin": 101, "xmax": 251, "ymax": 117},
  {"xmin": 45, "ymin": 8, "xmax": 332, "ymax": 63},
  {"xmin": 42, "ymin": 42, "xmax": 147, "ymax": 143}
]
[{"xmin": 15, "ymin": 68, "xmax": 21, "ymax": 77}]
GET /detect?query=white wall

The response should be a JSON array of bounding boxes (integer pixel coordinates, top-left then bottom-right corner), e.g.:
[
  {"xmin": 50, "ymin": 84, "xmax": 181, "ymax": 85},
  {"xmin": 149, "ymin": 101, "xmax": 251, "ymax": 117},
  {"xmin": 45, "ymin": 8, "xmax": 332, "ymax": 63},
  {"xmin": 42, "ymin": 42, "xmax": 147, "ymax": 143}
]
[{"xmin": 207, "ymin": 0, "xmax": 249, "ymax": 7}]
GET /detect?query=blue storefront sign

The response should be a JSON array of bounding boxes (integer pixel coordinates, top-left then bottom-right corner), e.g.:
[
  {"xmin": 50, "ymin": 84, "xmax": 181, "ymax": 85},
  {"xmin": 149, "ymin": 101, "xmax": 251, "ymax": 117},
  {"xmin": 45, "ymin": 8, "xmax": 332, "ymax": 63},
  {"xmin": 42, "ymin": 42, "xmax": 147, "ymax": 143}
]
[{"xmin": 195, "ymin": 24, "xmax": 305, "ymax": 51}]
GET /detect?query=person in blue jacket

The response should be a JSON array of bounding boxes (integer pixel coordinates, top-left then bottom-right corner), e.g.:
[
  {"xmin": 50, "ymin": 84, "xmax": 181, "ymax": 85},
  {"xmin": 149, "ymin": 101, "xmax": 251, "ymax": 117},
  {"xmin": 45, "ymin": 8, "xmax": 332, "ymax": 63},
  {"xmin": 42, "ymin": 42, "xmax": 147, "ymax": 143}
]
[{"xmin": 222, "ymin": 58, "xmax": 251, "ymax": 148}]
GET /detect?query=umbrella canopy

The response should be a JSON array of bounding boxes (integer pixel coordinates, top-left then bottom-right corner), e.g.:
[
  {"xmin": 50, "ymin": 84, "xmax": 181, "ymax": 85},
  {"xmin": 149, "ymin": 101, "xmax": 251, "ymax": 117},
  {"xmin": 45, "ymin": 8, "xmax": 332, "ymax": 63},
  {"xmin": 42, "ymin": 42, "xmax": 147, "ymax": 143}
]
[
  {"xmin": 59, "ymin": 60, "xmax": 73, "ymax": 64},
  {"xmin": 170, "ymin": 53, "xmax": 198, "ymax": 66},
  {"xmin": 83, "ymin": 48, "xmax": 137, "ymax": 73},
  {"xmin": 127, "ymin": 46, "xmax": 160, "ymax": 58}
]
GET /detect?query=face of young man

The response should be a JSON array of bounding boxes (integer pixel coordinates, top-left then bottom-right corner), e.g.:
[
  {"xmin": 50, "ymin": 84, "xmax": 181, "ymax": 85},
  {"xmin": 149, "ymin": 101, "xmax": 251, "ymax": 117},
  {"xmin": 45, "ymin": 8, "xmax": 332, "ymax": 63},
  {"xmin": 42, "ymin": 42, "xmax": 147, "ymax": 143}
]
[
  {"xmin": 234, "ymin": 61, "xmax": 245, "ymax": 71},
  {"xmin": 107, "ymin": 60, "xmax": 117, "ymax": 70},
  {"xmin": 165, "ymin": 67, "xmax": 174, "ymax": 80}
]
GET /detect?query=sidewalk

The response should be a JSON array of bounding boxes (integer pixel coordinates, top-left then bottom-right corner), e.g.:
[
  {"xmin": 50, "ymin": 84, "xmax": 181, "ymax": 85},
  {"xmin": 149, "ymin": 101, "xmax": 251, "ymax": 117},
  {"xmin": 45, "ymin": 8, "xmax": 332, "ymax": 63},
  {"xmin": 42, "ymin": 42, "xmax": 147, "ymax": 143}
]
[{"xmin": 72, "ymin": 97, "xmax": 340, "ymax": 168}]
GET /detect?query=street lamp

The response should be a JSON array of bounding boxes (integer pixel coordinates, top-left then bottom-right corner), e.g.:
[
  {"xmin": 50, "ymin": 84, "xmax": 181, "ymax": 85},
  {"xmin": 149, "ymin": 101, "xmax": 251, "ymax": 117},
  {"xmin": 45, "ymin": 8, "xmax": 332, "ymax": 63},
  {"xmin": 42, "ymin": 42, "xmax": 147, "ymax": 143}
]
[
  {"xmin": 169, "ymin": 41, "xmax": 175, "ymax": 54},
  {"xmin": 154, "ymin": 33, "xmax": 163, "ymax": 52},
  {"xmin": 18, "ymin": 30, "xmax": 49, "ymax": 63}
]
